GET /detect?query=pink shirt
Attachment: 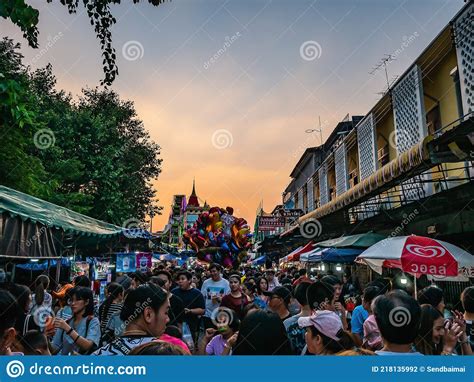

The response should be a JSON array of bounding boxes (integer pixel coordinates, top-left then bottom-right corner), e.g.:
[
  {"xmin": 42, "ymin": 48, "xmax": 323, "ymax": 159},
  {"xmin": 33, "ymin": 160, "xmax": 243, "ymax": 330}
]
[
  {"xmin": 159, "ymin": 334, "xmax": 191, "ymax": 354},
  {"xmin": 363, "ymin": 314, "xmax": 383, "ymax": 351}
]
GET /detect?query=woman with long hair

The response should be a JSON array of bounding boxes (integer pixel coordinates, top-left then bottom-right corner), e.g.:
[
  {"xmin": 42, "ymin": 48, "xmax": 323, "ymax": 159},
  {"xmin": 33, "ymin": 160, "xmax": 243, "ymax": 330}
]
[
  {"xmin": 52, "ymin": 287, "xmax": 100, "ymax": 355},
  {"xmin": 98, "ymin": 282, "xmax": 124, "ymax": 334},
  {"xmin": 254, "ymin": 277, "xmax": 269, "ymax": 309},
  {"xmin": 8, "ymin": 284, "xmax": 40, "ymax": 337},
  {"xmin": 30, "ymin": 275, "xmax": 52, "ymax": 313},
  {"xmin": 414, "ymin": 304, "xmax": 464, "ymax": 355}
]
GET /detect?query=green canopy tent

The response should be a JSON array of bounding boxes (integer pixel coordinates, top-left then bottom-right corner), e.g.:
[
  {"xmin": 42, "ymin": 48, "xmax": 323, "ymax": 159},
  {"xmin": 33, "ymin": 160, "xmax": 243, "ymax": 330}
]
[{"xmin": 0, "ymin": 185, "xmax": 123, "ymax": 259}]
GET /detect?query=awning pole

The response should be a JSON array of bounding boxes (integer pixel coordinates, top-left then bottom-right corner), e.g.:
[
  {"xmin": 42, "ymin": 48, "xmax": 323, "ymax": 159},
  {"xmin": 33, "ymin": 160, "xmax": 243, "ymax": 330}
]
[
  {"xmin": 56, "ymin": 259, "xmax": 61, "ymax": 285},
  {"xmin": 55, "ymin": 233, "xmax": 64, "ymax": 285},
  {"xmin": 414, "ymin": 276, "xmax": 418, "ymax": 299}
]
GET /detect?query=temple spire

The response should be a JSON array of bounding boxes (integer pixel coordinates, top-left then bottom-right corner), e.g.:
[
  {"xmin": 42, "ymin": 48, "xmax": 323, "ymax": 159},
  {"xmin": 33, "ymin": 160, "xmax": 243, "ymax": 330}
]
[
  {"xmin": 187, "ymin": 178, "xmax": 200, "ymax": 207},
  {"xmin": 191, "ymin": 178, "xmax": 196, "ymax": 196}
]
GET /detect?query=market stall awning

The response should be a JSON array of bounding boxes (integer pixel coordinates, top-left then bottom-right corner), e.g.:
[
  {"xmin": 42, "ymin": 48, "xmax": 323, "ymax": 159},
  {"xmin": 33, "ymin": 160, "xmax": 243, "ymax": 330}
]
[
  {"xmin": 301, "ymin": 247, "xmax": 363, "ymax": 263},
  {"xmin": 287, "ymin": 245, "xmax": 303, "ymax": 258},
  {"xmin": 153, "ymin": 253, "xmax": 179, "ymax": 261},
  {"xmin": 0, "ymin": 185, "xmax": 124, "ymax": 238},
  {"xmin": 252, "ymin": 255, "xmax": 267, "ymax": 265},
  {"xmin": 15, "ymin": 258, "xmax": 71, "ymax": 270},
  {"xmin": 288, "ymin": 241, "xmax": 316, "ymax": 261},
  {"xmin": 315, "ymin": 233, "xmax": 386, "ymax": 249}
]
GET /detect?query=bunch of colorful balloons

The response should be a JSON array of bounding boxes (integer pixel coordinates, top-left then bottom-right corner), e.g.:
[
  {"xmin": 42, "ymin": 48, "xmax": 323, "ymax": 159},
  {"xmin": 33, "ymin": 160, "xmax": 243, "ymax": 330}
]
[{"xmin": 183, "ymin": 206, "xmax": 252, "ymax": 268}]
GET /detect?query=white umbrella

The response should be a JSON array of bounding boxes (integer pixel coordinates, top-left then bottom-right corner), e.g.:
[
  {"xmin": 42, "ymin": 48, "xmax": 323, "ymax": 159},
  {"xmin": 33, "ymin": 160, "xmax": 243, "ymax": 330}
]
[{"xmin": 357, "ymin": 235, "xmax": 474, "ymax": 295}]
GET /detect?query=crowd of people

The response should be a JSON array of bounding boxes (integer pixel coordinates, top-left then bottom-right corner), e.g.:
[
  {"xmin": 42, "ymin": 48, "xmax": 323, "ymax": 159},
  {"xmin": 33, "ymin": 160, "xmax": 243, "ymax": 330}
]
[{"xmin": 0, "ymin": 263, "xmax": 473, "ymax": 356}]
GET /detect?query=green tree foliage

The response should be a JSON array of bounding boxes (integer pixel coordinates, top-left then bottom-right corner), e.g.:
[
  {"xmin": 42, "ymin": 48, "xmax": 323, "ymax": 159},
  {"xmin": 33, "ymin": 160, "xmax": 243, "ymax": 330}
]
[
  {"xmin": 0, "ymin": 39, "xmax": 51, "ymax": 197},
  {"xmin": 0, "ymin": 38, "xmax": 162, "ymax": 224},
  {"xmin": 0, "ymin": 0, "xmax": 168, "ymax": 85}
]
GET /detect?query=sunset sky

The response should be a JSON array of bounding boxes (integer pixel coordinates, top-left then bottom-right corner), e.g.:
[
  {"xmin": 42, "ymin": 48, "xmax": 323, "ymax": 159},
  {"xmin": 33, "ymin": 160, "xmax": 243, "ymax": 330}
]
[{"xmin": 1, "ymin": 0, "xmax": 463, "ymax": 231}]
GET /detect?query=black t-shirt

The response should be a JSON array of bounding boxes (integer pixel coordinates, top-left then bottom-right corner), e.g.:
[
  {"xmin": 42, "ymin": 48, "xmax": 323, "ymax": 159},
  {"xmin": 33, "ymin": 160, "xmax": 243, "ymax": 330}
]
[
  {"xmin": 169, "ymin": 294, "xmax": 185, "ymax": 327},
  {"xmin": 171, "ymin": 287, "xmax": 205, "ymax": 333},
  {"xmin": 15, "ymin": 313, "xmax": 40, "ymax": 336}
]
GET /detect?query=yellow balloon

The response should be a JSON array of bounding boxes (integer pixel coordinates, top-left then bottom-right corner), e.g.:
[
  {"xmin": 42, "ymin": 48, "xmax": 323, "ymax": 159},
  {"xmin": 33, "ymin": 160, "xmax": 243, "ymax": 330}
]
[{"xmin": 238, "ymin": 228, "xmax": 249, "ymax": 237}]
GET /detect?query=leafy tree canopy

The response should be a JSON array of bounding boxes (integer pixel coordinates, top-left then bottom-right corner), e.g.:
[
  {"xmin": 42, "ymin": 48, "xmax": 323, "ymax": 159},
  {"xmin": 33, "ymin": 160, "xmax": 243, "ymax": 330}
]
[{"xmin": 0, "ymin": 37, "xmax": 162, "ymax": 225}]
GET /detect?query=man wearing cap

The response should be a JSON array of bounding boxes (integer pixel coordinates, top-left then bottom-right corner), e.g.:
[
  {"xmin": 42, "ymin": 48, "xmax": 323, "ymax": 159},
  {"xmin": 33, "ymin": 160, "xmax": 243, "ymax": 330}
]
[{"xmin": 264, "ymin": 286, "xmax": 291, "ymax": 321}]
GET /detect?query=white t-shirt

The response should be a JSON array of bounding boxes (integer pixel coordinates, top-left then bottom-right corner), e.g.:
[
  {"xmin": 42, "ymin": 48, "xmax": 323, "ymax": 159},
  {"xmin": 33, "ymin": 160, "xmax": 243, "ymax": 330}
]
[
  {"xmin": 29, "ymin": 292, "xmax": 53, "ymax": 312},
  {"xmin": 201, "ymin": 277, "xmax": 230, "ymax": 317}
]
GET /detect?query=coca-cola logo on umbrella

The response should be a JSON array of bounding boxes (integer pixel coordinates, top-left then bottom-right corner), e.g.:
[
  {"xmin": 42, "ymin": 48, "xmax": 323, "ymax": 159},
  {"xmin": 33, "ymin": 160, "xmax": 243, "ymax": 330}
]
[{"xmin": 401, "ymin": 236, "xmax": 458, "ymax": 277}]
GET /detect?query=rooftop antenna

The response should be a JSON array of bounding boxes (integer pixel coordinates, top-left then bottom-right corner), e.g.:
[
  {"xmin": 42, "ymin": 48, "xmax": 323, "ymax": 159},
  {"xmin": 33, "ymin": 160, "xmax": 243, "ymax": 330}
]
[
  {"xmin": 370, "ymin": 54, "xmax": 396, "ymax": 95},
  {"xmin": 305, "ymin": 116, "xmax": 324, "ymax": 147}
]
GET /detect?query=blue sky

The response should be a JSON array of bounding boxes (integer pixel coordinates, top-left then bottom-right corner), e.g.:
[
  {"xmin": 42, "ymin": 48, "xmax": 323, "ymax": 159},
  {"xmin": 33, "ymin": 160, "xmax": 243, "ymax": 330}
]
[{"xmin": 1, "ymin": 0, "xmax": 464, "ymax": 229}]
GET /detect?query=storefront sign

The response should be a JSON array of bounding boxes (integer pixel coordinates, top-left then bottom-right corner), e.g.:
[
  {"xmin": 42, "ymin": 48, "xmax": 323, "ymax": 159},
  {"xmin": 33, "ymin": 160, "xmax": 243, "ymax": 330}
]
[
  {"xmin": 136, "ymin": 252, "xmax": 152, "ymax": 271},
  {"xmin": 116, "ymin": 253, "xmax": 137, "ymax": 273},
  {"xmin": 258, "ymin": 216, "xmax": 285, "ymax": 231}
]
